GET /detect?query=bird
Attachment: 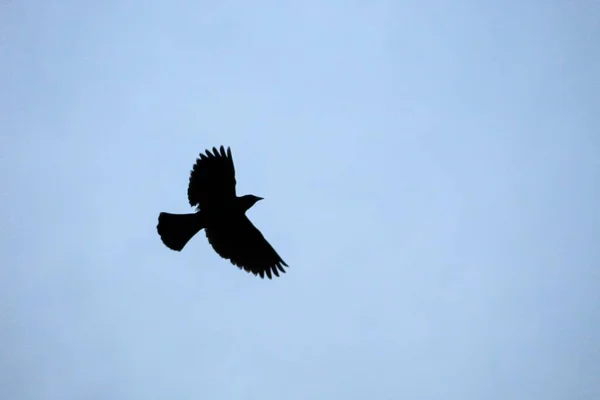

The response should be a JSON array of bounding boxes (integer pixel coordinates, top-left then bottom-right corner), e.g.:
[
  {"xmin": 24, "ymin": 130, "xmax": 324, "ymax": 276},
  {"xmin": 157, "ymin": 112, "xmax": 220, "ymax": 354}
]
[{"xmin": 156, "ymin": 145, "xmax": 288, "ymax": 279}]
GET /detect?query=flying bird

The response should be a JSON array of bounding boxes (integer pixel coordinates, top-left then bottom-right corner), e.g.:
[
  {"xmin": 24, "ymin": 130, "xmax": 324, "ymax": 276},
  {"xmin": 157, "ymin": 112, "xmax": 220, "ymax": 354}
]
[{"xmin": 156, "ymin": 146, "xmax": 288, "ymax": 279}]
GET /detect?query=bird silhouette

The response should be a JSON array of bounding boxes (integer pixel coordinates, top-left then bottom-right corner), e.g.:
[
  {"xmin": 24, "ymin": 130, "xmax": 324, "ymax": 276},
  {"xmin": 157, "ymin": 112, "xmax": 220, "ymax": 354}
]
[{"xmin": 157, "ymin": 146, "xmax": 288, "ymax": 279}]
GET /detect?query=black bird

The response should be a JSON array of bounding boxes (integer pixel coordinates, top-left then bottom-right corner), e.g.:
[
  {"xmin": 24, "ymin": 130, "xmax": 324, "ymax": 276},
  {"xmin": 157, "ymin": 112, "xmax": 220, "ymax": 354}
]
[{"xmin": 157, "ymin": 146, "xmax": 288, "ymax": 279}]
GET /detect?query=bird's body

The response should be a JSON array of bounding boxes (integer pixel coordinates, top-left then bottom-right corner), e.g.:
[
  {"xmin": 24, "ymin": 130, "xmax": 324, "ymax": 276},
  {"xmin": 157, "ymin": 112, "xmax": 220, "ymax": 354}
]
[{"xmin": 157, "ymin": 146, "xmax": 288, "ymax": 279}]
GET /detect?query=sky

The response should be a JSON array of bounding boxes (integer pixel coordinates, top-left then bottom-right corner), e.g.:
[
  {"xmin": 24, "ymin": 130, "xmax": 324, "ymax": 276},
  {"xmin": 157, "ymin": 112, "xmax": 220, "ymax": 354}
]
[{"xmin": 1, "ymin": 1, "xmax": 599, "ymax": 399}]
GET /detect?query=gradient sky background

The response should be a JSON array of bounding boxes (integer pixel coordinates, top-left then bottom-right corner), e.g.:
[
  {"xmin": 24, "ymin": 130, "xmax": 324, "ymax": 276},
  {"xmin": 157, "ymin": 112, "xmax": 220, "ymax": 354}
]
[{"xmin": 1, "ymin": 1, "xmax": 599, "ymax": 399}]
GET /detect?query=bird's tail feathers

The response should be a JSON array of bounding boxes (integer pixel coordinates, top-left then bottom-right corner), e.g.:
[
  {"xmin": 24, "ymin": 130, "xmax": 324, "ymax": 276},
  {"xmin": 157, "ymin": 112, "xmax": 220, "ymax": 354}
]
[{"xmin": 157, "ymin": 212, "xmax": 204, "ymax": 251}]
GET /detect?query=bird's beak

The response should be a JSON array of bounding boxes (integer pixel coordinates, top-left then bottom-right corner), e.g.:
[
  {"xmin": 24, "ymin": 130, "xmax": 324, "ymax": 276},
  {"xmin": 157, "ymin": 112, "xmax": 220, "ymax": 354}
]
[{"xmin": 257, "ymin": 197, "xmax": 264, "ymax": 201}]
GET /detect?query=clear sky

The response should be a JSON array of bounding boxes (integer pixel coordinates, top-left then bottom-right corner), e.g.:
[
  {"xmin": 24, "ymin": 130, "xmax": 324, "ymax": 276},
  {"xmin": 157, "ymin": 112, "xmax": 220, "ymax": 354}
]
[{"xmin": 1, "ymin": 1, "xmax": 599, "ymax": 399}]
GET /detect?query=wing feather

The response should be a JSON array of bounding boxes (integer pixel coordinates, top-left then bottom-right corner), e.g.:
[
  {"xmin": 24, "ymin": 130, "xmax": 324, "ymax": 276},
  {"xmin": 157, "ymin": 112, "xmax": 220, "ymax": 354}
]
[
  {"xmin": 204, "ymin": 215, "xmax": 289, "ymax": 279},
  {"xmin": 187, "ymin": 145, "xmax": 237, "ymax": 210}
]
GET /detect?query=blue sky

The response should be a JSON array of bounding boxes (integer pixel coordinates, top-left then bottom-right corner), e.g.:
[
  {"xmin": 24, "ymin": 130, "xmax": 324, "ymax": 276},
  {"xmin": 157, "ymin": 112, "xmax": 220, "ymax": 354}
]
[{"xmin": 1, "ymin": 1, "xmax": 599, "ymax": 399}]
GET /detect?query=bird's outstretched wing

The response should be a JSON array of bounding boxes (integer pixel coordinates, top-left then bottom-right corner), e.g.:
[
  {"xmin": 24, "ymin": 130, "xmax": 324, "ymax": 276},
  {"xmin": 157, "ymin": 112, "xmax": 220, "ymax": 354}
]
[
  {"xmin": 188, "ymin": 146, "xmax": 236, "ymax": 210},
  {"xmin": 204, "ymin": 215, "xmax": 288, "ymax": 279}
]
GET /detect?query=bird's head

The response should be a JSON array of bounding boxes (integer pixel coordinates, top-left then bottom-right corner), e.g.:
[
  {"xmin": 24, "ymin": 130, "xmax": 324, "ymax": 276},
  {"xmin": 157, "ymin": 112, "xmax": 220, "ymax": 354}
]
[{"xmin": 239, "ymin": 194, "xmax": 263, "ymax": 212}]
